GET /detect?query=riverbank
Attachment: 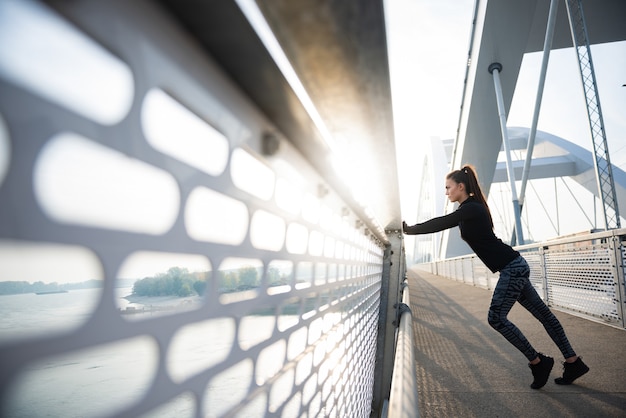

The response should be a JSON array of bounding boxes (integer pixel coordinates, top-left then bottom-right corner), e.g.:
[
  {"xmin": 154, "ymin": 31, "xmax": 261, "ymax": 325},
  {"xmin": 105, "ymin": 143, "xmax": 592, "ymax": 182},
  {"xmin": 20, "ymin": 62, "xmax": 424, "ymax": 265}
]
[{"xmin": 120, "ymin": 294, "xmax": 202, "ymax": 315}]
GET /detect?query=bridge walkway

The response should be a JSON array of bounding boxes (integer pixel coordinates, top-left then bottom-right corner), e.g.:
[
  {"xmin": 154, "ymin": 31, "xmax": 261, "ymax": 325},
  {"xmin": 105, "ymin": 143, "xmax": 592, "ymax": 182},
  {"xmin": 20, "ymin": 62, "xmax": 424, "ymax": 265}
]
[{"xmin": 407, "ymin": 267, "xmax": 626, "ymax": 418}]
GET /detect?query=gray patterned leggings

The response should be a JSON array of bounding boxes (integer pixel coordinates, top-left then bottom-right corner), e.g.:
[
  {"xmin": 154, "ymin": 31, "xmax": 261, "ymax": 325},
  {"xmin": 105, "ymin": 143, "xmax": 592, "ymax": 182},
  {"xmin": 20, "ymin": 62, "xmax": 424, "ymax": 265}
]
[{"xmin": 487, "ymin": 256, "xmax": 576, "ymax": 361}]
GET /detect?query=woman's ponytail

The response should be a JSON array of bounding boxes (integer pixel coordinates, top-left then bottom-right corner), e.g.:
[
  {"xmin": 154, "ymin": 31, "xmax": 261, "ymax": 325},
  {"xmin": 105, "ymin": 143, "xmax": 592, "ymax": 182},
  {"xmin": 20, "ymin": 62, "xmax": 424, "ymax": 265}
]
[{"xmin": 447, "ymin": 165, "xmax": 494, "ymax": 228}]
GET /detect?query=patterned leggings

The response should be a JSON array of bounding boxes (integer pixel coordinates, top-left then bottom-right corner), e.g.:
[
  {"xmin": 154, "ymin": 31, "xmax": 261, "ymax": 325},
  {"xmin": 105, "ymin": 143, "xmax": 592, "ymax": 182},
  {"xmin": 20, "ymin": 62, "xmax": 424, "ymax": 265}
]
[{"xmin": 487, "ymin": 256, "xmax": 576, "ymax": 361}]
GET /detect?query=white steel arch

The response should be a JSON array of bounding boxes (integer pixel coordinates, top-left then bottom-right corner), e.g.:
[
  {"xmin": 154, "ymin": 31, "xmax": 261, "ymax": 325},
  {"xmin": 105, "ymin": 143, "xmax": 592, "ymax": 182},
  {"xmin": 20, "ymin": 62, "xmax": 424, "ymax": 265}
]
[{"xmin": 415, "ymin": 128, "xmax": 626, "ymax": 262}]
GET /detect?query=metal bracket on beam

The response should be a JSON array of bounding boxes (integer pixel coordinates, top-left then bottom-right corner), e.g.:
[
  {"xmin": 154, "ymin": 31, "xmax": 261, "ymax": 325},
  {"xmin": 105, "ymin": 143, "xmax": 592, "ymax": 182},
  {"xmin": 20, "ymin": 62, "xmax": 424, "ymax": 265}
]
[{"xmin": 393, "ymin": 302, "xmax": 412, "ymax": 327}]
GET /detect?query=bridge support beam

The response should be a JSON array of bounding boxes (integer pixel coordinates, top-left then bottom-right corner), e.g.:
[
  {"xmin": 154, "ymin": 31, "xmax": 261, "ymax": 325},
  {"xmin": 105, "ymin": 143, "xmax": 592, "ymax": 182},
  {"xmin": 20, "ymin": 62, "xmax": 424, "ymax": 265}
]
[
  {"xmin": 565, "ymin": 0, "xmax": 621, "ymax": 229},
  {"xmin": 489, "ymin": 62, "xmax": 524, "ymax": 245},
  {"xmin": 519, "ymin": 0, "xmax": 559, "ymax": 209}
]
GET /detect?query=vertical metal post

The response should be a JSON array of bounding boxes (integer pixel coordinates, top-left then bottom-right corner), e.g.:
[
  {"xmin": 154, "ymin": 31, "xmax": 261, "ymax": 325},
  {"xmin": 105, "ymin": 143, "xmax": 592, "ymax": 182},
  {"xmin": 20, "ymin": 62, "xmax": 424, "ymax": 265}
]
[
  {"xmin": 539, "ymin": 246, "xmax": 549, "ymax": 302},
  {"xmin": 372, "ymin": 231, "xmax": 405, "ymax": 416},
  {"xmin": 609, "ymin": 234, "xmax": 626, "ymax": 329},
  {"xmin": 488, "ymin": 62, "xmax": 524, "ymax": 245},
  {"xmin": 519, "ymin": 0, "xmax": 560, "ymax": 208},
  {"xmin": 564, "ymin": 0, "xmax": 621, "ymax": 229}
]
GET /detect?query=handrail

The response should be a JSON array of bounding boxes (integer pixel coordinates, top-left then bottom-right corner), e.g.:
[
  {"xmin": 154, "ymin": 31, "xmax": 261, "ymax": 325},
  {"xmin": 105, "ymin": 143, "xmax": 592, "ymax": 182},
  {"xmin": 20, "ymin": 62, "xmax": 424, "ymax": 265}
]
[
  {"xmin": 385, "ymin": 280, "xmax": 420, "ymax": 418},
  {"xmin": 515, "ymin": 227, "xmax": 626, "ymax": 250}
]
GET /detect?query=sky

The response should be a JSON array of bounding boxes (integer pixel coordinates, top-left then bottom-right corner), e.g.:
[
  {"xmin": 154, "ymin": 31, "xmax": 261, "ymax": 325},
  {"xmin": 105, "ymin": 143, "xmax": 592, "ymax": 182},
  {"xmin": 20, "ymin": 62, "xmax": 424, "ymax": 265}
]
[
  {"xmin": 385, "ymin": 0, "xmax": 475, "ymax": 223},
  {"xmin": 386, "ymin": 0, "xmax": 626, "ymax": 243}
]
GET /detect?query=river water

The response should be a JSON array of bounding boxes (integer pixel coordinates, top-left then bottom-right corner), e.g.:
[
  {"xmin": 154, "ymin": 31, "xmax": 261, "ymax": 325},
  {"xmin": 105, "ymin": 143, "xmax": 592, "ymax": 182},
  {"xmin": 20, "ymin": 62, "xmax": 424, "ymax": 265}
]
[
  {"xmin": 0, "ymin": 288, "xmax": 288, "ymax": 418},
  {"xmin": 0, "ymin": 288, "xmax": 104, "ymax": 342}
]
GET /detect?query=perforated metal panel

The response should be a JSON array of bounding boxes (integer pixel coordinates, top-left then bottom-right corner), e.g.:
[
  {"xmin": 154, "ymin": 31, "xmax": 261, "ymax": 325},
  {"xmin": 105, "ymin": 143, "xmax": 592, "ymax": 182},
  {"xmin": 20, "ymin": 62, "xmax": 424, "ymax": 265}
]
[
  {"xmin": 521, "ymin": 250, "xmax": 546, "ymax": 301},
  {"xmin": 545, "ymin": 242, "xmax": 619, "ymax": 323},
  {"xmin": 619, "ymin": 237, "xmax": 626, "ymax": 322},
  {"xmin": 0, "ymin": 1, "xmax": 386, "ymax": 417}
]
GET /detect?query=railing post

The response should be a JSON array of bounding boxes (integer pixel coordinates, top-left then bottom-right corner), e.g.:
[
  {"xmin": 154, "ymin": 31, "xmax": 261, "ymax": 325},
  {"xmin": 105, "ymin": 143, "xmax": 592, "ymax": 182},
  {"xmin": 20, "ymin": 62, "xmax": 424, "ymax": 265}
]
[
  {"xmin": 609, "ymin": 233, "xmax": 626, "ymax": 329},
  {"xmin": 539, "ymin": 246, "xmax": 549, "ymax": 303},
  {"xmin": 372, "ymin": 230, "xmax": 405, "ymax": 416}
]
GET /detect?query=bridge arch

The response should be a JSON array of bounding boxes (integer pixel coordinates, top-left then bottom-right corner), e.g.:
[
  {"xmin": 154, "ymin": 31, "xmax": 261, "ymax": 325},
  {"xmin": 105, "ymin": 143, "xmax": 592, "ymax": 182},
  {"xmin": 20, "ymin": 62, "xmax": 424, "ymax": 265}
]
[{"xmin": 411, "ymin": 127, "xmax": 626, "ymax": 264}]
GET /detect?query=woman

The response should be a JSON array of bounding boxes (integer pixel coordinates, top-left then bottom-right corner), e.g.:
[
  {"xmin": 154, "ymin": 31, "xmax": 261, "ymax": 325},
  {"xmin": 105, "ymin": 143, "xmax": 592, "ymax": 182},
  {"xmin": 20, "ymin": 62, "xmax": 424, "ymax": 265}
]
[{"xmin": 402, "ymin": 165, "xmax": 589, "ymax": 389}]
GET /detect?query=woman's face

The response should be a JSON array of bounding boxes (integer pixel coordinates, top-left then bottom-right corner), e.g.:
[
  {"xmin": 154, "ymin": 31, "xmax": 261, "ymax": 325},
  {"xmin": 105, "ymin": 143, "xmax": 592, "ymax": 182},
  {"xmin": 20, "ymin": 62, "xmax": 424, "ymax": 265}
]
[{"xmin": 445, "ymin": 178, "xmax": 467, "ymax": 203}]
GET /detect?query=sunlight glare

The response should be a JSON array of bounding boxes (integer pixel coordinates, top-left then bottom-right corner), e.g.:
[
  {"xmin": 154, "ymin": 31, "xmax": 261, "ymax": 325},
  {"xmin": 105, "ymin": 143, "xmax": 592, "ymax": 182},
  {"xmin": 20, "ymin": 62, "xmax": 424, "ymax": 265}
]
[
  {"xmin": 185, "ymin": 187, "xmax": 249, "ymax": 244},
  {"xmin": 250, "ymin": 210, "xmax": 286, "ymax": 251},
  {"xmin": 286, "ymin": 223, "xmax": 309, "ymax": 255},
  {"xmin": 0, "ymin": 0, "xmax": 133, "ymax": 125},
  {"xmin": 34, "ymin": 133, "xmax": 180, "ymax": 234},
  {"xmin": 231, "ymin": 148, "xmax": 275, "ymax": 200},
  {"xmin": 142, "ymin": 88, "xmax": 229, "ymax": 176}
]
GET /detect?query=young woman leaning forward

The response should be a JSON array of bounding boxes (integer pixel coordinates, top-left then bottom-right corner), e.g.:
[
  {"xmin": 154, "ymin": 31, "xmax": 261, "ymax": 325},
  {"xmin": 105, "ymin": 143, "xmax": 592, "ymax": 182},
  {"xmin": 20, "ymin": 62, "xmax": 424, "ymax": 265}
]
[{"xmin": 403, "ymin": 165, "xmax": 589, "ymax": 389}]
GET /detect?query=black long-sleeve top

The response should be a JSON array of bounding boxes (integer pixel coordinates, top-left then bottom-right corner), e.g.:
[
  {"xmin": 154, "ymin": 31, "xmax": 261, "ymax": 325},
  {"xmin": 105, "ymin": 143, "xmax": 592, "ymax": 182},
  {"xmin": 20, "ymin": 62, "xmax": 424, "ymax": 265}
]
[{"xmin": 404, "ymin": 197, "xmax": 519, "ymax": 272}]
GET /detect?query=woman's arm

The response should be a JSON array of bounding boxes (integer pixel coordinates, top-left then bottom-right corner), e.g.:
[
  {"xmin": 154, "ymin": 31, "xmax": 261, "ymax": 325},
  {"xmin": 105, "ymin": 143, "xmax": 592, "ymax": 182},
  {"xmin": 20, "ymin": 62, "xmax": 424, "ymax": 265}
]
[{"xmin": 403, "ymin": 211, "xmax": 462, "ymax": 235}]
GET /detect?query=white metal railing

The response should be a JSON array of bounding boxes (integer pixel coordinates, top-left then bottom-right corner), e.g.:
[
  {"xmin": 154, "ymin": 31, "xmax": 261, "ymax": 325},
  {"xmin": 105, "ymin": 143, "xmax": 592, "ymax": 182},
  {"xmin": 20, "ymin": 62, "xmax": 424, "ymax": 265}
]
[
  {"xmin": 384, "ymin": 280, "xmax": 420, "ymax": 418},
  {"xmin": 415, "ymin": 228, "xmax": 626, "ymax": 330},
  {"xmin": 0, "ymin": 2, "xmax": 402, "ymax": 417}
]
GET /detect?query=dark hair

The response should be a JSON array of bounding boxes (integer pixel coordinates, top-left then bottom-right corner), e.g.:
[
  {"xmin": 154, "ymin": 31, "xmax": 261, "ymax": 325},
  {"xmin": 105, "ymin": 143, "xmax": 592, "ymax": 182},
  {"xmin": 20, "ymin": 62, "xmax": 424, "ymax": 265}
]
[{"xmin": 446, "ymin": 164, "xmax": 493, "ymax": 228}]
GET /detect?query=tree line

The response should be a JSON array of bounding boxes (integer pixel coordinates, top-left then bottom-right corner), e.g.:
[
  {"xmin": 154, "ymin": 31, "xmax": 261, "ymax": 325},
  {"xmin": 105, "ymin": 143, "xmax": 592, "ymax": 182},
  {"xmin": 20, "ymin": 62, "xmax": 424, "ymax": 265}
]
[
  {"xmin": 132, "ymin": 267, "xmax": 207, "ymax": 297},
  {"xmin": 0, "ymin": 279, "xmax": 101, "ymax": 295},
  {"xmin": 0, "ymin": 266, "xmax": 288, "ymax": 297},
  {"xmin": 132, "ymin": 265, "xmax": 288, "ymax": 297}
]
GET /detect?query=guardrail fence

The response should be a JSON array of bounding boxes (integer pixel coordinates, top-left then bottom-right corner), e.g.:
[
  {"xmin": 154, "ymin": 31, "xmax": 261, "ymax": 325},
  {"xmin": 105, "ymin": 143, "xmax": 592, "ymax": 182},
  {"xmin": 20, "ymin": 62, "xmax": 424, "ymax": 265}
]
[
  {"xmin": 0, "ymin": 1, "xmax": 406, "ymax": 417},
  {"xmin": 416, "ymin": 229, "xmax": 626, "ymax": 330}
]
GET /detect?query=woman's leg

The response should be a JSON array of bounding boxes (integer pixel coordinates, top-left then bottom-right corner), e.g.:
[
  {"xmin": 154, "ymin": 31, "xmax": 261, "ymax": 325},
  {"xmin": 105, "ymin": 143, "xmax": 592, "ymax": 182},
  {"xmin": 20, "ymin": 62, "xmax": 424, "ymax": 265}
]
[
  {"xmin": 517, "ymin": 276, "xmax": 576, "ymax": 359},
  {"xmin": 488, "ymin": 257, "xmax": 538, "ymax": 361},
  {"xmin": 516, "ymin": 269, "xmax": 589, "ymax": 384}
]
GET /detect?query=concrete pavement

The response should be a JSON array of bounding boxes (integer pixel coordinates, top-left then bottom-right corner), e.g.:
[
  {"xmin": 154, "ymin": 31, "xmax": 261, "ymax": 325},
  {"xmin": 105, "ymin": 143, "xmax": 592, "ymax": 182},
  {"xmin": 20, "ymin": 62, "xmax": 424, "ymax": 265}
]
[{"xmin": 408, "ymin": 268, "xmax": 626, "ymax": 418}]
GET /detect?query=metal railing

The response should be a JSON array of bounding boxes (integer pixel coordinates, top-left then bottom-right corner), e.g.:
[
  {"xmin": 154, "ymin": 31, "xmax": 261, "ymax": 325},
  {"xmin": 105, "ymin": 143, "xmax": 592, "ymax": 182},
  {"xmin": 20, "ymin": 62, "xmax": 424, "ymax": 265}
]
[
  {"xmin": 0, "ymin": 1, "xmax": 405, "ymax": 417},
  {"xmin": 384, "ymin": 280, "xmax": 420, "ymax": 418},
  {"xmin": 415, "ymin": 228, "xmax": 626, "ymax": 330}
]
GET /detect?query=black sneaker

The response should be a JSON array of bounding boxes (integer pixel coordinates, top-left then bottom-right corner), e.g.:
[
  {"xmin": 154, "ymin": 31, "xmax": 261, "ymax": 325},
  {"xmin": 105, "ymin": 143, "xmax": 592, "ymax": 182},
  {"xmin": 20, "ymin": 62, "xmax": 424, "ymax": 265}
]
[
  {"xmin": 555, "ymin": 357, "xmax": 589, "ymax": 385},
  {"xmin": 529, "ymin": 353, "xmax": 554, "ymax": 389}
]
